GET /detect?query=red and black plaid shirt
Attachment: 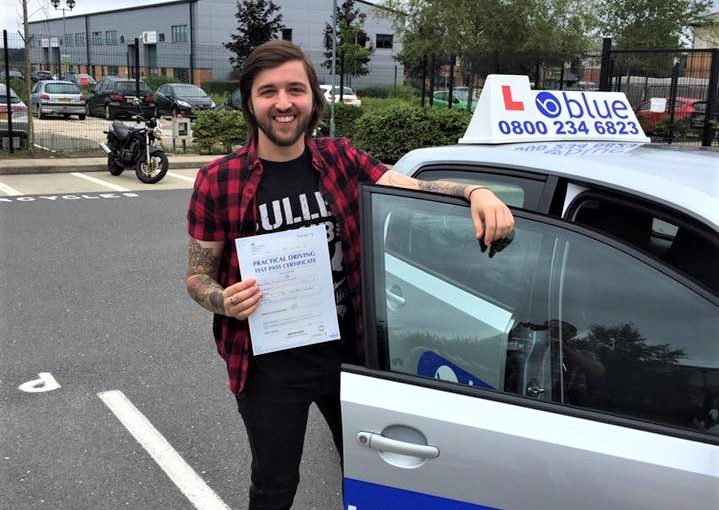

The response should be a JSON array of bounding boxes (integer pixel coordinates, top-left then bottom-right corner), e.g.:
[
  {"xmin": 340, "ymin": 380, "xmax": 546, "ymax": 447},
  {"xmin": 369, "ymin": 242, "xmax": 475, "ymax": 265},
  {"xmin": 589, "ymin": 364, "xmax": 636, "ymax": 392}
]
[{"xmin": 187, "ymin": 137, "xmax": 387, "ymax": 394}]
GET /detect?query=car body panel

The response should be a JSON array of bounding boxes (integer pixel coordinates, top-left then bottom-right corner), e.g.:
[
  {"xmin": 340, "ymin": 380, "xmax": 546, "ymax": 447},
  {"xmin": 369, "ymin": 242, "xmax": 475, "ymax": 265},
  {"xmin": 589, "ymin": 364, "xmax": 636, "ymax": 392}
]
[
  {"xmin": 320, "ymin": 84, "xmax": 361, "ymax": 106},
  {"xmin": 391, "ymin": 142, "xmax": 719, "ymax": 230},
  {"xmin": 0, "ymin": 83, "xmax": 28, "ymax": 141},
  {"xmin": 31, "ymin": 80, "xmax": 86, "ymax": 118},
  {"xmin": 87, "ymin": 77, "xmax": 155, "ymax": 119},
  {"xmin": 342, "ymin": 97, "xmax": 719, "ymax": 507},
  {"xmin": 155, "ymin": 83, "xmax": 214, "ymax": 118},
  {"xmin": 342, "ymin": 370, "xmax": 718, "ymax": 510}
]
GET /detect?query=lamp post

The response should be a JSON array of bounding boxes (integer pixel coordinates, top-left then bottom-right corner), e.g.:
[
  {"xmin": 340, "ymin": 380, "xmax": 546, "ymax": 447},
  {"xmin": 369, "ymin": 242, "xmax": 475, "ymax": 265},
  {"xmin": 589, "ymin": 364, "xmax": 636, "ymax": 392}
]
[{"xmin": 50, "ymin": 0, "xmax": 76, "ymax": 79}]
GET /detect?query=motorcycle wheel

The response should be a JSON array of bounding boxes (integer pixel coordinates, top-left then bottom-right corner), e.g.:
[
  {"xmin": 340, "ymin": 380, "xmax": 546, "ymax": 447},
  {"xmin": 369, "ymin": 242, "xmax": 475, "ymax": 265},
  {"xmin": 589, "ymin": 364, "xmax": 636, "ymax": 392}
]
[
  {"xmin": 108, "ymin": 156, "xmax": 124, "ymax": 176},
  {"xmin": 136, "ymin": 151, "xmax": 169, "ymax": 184}
]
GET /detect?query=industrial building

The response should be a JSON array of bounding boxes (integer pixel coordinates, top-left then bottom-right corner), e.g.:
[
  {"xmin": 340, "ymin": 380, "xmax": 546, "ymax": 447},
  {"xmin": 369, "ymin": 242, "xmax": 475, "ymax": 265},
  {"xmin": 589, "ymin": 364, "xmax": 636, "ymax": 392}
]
[{"xmin": 28, "ymin": 0, "xmax": 403, "ymax": 87}]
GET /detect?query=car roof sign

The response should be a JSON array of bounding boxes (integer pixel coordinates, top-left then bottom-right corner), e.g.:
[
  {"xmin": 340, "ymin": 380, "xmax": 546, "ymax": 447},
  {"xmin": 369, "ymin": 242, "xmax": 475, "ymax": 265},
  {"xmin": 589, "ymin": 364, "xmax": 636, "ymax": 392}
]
[{"xmin": 459, "ymin": 74, "xmax": 650, "ymax": 144}]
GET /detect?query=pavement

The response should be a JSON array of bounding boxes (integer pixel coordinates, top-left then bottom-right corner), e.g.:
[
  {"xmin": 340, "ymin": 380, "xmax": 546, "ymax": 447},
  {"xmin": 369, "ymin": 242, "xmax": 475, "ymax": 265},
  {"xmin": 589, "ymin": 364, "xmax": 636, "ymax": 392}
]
[{"xmin": 0, "ymin": 153, "xmax": 220, "ymax": 175}]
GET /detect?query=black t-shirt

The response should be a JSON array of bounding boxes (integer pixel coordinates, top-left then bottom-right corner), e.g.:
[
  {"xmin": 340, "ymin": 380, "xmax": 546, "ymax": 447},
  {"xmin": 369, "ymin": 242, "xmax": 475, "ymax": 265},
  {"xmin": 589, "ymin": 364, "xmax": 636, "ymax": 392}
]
[{"xmin": 251, "ymin": 149, "xmax": 356, "ymax": 381}]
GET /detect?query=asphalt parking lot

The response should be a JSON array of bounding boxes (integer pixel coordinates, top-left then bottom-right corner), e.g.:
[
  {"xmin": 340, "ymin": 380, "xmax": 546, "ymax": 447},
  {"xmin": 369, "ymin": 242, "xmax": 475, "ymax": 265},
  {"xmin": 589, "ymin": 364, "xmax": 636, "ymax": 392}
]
[{"xmin": 28, "ymin": 115, "xmax": 177, "ymax": 153}]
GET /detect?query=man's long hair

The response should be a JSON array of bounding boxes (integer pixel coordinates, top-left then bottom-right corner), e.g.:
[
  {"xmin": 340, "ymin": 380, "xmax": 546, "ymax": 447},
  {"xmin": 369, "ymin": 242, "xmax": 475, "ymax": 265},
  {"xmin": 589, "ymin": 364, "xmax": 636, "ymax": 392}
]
[{"xmin": 238, "ymin": 39, "xmax": 325, "ymax": 143}]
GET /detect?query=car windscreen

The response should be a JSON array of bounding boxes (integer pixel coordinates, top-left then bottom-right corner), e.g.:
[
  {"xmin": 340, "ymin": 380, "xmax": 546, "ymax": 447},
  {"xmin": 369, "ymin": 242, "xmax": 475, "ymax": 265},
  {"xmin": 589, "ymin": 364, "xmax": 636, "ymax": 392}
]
[
  {"xmin": 45, "ymin": 83, "xmax": 81, "ymax": 94},
  {"xmin": 172, "ymin": 85, "xmax": 207, "ymax": 98},
  {"xmin": 116, "ymin": 81, "xmax": 151, "ymax": 94},
  {"xmin": 0, "ymin": 85, "xmax": 21, "ymax": 103}
]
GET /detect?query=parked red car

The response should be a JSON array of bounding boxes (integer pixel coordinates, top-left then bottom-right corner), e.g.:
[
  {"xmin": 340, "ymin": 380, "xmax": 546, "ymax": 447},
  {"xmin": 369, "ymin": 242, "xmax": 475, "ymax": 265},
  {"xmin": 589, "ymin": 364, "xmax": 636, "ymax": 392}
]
[{"xmin": 633, "ymin": 97, "xmax": 702, "ymax": 133}]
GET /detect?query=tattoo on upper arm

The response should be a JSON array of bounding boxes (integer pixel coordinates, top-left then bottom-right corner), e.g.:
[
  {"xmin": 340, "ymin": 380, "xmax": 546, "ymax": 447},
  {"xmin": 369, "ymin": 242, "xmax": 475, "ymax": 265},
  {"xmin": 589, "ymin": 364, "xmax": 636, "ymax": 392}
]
[
  {"xmin": 187, "ymin": 238, "xmax": 220, "ymax": 277},
  {"xmin": 417, "ymin": 180, "xmax": 466, "ymax": 198}
]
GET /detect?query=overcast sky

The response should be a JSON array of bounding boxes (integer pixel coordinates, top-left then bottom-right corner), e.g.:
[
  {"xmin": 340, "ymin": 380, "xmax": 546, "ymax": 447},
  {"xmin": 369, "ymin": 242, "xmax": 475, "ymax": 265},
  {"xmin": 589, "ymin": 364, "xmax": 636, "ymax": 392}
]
[
  {"xmin": 2, "ymin": 0, "xmax": 719, "ymax": 42},
  {"xmin": 1, "ymin": 0, "xmax": 179, "ymax": 35}
]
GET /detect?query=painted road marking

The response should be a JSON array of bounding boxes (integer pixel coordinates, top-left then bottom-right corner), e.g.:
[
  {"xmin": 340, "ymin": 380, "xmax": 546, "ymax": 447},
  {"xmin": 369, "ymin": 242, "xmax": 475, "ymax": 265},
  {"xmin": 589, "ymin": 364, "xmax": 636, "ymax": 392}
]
[
  {"xmin": 166, "ymin": 171, "xmax": 196, "ymax": 183},
  {"xmin": 98, "ymin": 390, "xmax": 230, "ymax": 510},
  {"xmin": 0, "ymin": 181, "xmax": 23, "ymax": 196},
  {"xmin": 70, "ymin": 172, "xmax": 131, "ymax": 192},
  {"xmin": 18, "ymin": 372, "xmax": 61, "ymax": 393}
]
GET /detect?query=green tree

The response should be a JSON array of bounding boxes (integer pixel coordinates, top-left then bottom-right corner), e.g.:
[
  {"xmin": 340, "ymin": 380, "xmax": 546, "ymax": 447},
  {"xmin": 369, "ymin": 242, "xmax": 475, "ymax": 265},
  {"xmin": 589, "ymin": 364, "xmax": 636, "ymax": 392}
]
[
  {"xmin": 323, "ymin": 0, "xmax": 374, "ymax": 97},
  {"xmin": 224, "ymin": 0, "xmax": 285, "ymax": 71},
  {"xmin": 596, "ymin": 0, "xmax": 712, "ymax": 49}
]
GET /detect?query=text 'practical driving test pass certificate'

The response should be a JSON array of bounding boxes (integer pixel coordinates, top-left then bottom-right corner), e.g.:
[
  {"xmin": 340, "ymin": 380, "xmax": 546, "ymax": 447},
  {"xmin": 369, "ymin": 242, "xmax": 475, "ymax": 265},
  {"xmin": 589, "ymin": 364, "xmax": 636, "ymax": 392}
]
[{"xmin": 235, "ymin": 224, "xmax": 340, "ymax": 355}]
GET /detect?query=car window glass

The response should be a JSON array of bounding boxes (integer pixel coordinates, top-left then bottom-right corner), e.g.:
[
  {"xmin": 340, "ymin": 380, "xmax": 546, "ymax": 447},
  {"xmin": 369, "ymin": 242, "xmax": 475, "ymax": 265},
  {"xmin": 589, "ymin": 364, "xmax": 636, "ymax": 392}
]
[
  {"xmin": 413, "ymin": 168, "xmax": 544, "ymax": 209},
  {"xmin": 570, "ymin": 197, "xmax": 718, "ymax": 293},
  {"xmin": 45, "ymin": 83, "xmax": 81, "ymax": 94},
  {"xmin": 117, "ymin": 81, "xmax": 150, "ymax": 94},
  {"xmin": 556, "ymin": 225, "xmax": 719, "ymax": 434},
  {"xmin": 173, "ymin": 84, "xmax": 207, "ymax": 97},
  {"xmin": 230, "ymin": 89, "xmax": 242, "ymax": 106},
  {"xmin": 368, "ymin": 192, "xmax": 719, "ymax": 436}
]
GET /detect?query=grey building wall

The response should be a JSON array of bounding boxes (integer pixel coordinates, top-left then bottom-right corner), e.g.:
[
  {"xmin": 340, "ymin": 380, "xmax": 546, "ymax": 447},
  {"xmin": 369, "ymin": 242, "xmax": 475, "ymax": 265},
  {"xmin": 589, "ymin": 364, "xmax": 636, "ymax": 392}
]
[{"xmin": 28, "ymin": 0, "xmax": 403, "ymax": 87}]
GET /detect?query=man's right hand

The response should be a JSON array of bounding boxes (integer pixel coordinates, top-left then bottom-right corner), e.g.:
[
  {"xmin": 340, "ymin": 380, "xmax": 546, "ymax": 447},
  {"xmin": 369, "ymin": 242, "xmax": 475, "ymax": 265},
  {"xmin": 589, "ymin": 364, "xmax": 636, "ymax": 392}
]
[{"xmin": 224, "ymin": 278, "xmax": 262, "ymax": 320}]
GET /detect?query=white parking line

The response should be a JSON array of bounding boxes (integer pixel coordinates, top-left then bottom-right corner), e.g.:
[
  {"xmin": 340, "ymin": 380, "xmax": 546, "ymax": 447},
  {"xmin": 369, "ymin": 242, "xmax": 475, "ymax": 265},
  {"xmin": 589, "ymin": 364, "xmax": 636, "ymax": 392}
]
[
  {"xmin": 166, "ymin": 171, "xmax": 197, "ymax": 183},
  {"xmin": 98, "ymin": 390, "xmax": 230, "ymax": 510},
  {"xmin": 70, "ymin": 172, "xmax": 131, "ymax": 192},
  {"xmin": 0, "ymin": 181, "xmax": 23, "ymax": 196}
]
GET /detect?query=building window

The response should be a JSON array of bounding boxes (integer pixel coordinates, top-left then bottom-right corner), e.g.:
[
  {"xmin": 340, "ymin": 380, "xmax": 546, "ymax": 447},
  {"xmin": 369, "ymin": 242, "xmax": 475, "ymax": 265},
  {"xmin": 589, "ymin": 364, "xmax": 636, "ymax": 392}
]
[
  {"xmin": 282, "ymin": 28, "xmax": 293, "ymax": 41},
  {"xmin": 64, "ymin": 33, "xmax": 73, "ymax": 46},
  {"xmin": 108, "ymin": 65, "xmax": 119, "ymax": 75},
  {"xmin": 376, "ymin": 33, "xmax": 393, "ymax": 49},
  {"xmin": 105, "ymin": 30, "xmax": 118, "ymax": 45},
  {"xmin": 159, "ymin": 33, "xmax": 165, "ymax": 42},
  {"xmin": 173, "ymin": 67, "xmax": 189, "ymax": 82},
  {"xmin": 92, "ymin": 32, "xmax": 102, "ymax": 45},
  {"xmin": 75, "ymin": 33, "xmax": 85, "ymax": 46},
  {"xmin": 171, "ymin": 25, "xmax": 188, "ymax": 43}
]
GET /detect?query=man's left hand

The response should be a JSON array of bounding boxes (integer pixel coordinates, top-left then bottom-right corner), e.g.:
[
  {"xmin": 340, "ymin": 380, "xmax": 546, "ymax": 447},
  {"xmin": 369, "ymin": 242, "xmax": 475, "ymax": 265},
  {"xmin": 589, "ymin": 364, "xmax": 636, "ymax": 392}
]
[{"xmin": 468, "ymin": 187, "xmax": 515, "ymax": 244}]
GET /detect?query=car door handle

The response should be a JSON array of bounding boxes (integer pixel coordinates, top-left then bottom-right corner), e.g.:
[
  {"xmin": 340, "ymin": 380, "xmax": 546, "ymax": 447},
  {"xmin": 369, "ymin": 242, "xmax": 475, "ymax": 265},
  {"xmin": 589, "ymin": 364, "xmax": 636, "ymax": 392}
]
[{"xmin": 357, "ymin": 431, "xmax": 439, "ymax": 459}]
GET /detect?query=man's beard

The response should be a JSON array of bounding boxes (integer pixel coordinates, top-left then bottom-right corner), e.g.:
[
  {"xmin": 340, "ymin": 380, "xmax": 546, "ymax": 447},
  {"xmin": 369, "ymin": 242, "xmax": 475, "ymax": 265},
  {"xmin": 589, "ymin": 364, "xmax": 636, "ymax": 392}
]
[{"xmin": 256, "ymin": 109, "xmax": 310, "ymax": 147}]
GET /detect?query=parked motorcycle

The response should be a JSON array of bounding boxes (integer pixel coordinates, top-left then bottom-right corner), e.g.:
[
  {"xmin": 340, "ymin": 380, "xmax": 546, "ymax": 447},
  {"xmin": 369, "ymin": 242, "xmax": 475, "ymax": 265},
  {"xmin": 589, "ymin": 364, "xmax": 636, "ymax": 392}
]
[{"xmin": 100, "ymin": 100, "xmax": 168, "ymax": 184}]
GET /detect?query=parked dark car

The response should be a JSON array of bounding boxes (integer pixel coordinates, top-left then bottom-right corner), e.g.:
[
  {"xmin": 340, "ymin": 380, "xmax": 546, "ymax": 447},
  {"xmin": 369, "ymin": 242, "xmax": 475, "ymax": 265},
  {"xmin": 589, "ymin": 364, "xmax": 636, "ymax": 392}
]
[
  {"xmin": 217, "ymin": 87, "xmax": 242, "ymax": 110},
  {"xmin": 689, "ymin": 100, "xmax": 719, "ymax": 136},
  {"xmin": 154, "ymin": 83, "xmax": 215, "ymax": 118},
  {"xmin": 31, "ymin": 69, "xmax": 56, "ymax": 82},
  {"xmin": 86, "ymin": 76, "xmax": 155, "ymax": 120}
]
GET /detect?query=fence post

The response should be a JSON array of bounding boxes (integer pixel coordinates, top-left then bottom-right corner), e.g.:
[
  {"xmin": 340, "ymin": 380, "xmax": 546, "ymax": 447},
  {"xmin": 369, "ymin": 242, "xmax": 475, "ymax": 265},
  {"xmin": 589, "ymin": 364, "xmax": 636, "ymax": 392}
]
[
  {"xmin": 134, "ymin": 37, "xmax": 140, "ymax": 97},
  {"xmin": 599, "ymin": 37, "xmax": 612, "ymax": 91},
  {"xmin": 703, "ymin": 49, "xmax": 719, "ymax": 147},
  {"xmin": 3, "ymin": 30, "xmax": 14, "ymax": 154},
  {"xmin": 667, "ymin": 60, "xmax": 680, "ymax": 144}
]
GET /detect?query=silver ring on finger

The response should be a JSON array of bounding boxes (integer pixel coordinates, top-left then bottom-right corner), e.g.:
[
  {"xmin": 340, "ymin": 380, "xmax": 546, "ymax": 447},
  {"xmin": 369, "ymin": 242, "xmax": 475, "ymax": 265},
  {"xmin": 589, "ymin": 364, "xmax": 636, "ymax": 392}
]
[{"xmin": 229, "ymin": 296, "xmax": 238, "ymax": 306}]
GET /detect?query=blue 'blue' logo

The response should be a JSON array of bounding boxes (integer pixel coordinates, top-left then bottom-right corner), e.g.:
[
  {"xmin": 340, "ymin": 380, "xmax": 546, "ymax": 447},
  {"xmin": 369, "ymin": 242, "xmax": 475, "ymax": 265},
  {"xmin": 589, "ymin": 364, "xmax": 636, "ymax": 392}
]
[{"xmin": 535, "ymin": 92, "xmax": 562, "ymax": 118}]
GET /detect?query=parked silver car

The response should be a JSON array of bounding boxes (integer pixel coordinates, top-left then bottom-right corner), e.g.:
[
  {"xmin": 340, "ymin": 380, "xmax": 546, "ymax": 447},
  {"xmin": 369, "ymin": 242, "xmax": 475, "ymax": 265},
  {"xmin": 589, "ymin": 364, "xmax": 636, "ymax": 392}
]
[
  {"xmin": 0, "ymin": 83, "xmax": 28, "ymax": 149},
  {"xmin": 341, "ymin": 76, "xmax": 718, "ymax": 510},
  {"xmin": 31, "ymin": 80, "xmax": 87, "ymax": 120}
]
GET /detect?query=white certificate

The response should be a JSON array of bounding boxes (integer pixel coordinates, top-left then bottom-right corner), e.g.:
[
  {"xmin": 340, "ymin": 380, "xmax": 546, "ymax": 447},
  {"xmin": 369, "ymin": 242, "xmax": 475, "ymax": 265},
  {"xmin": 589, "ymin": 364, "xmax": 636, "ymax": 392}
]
[{"xmin": 235, "ymin": 224, "xmax": 340, "ymax": 355}]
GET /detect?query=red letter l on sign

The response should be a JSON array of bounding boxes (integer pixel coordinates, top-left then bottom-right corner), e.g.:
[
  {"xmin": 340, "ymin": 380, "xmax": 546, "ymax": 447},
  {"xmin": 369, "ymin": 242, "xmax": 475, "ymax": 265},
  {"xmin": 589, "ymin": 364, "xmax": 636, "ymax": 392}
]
[{"xmin": 502, "ymin": 85, "xmax": 524, "ymax": 110}]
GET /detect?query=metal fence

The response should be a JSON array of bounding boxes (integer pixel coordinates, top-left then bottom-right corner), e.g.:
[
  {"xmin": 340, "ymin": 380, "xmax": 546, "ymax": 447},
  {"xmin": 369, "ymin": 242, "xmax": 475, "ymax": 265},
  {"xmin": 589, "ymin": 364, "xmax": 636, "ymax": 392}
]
[
  {"xmin": 3, "ymin": 28, "xmax": 719, "ymax": 154},
  {"xmin": 599, "ymin": 39, "xmax": 719, "ymax": 147}
]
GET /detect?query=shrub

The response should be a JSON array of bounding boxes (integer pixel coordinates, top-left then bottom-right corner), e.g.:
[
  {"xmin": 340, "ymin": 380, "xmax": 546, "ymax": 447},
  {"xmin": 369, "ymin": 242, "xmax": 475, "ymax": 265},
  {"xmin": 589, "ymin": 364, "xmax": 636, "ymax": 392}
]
[
  {"xmin": 319, "ymin": 103, "xmax": 364, "ymax": 138},
  {"xmin": 353, "ymin": 104, "xmax": 471, "ymax": 163},
  {"xmin": 144, "ymin": 75, "xmax": 174, "ymax": 91},
  {"xmin": 9, "ymin": 78, "xmax": 27, "ymax": 102},
  {"xmin": 356, "ymin": 84, "xmax": 418, "ymax": 101},
  {"xmin": 201, "ymin": 80, "xmax": 240, "ymax": 95},
  {"xmin": 192, "ymin": 109, "xmax": 246, "ymax": 153}
]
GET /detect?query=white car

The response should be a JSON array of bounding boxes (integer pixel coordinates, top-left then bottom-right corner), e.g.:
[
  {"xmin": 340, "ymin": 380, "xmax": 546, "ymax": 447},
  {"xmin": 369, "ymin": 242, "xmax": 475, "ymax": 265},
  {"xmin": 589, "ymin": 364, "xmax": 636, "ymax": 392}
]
[
  {"xmin": 0, "ymin": 83, "xmax": 28, "ymax": 149},
  {"xmin": 319, "ymin": 84, "xmax": 361, "ymax": 106},
  {"xmin": 341, "ymin": 75, "xmax": 718, "ymax": 509}
]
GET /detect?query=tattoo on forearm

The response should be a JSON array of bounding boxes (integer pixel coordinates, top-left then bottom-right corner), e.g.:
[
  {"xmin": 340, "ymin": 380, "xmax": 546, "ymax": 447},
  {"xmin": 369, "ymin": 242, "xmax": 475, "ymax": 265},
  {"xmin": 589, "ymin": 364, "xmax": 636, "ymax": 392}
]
[
  {"xmin": 187, "ymin": 274, "xmax": 226, "ymax": 314},
  {"xmin": 187, "ymin": 238, "xmax": 220, "ymax": 277},
  {"xmin": 186, "ymin": 239, "xmax": 225, "ymax": 314},
  {"xmin": 417, "ymin": 180, "xmax": 466, "ymax": 198}
]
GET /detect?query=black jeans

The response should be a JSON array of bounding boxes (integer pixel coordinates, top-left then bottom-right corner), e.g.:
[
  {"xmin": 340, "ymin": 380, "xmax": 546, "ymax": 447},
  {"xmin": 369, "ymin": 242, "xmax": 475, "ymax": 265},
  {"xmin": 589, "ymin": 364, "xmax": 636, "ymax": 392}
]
[{"xmin": 235, "ymin": 346, "xmax": 343, "ymax": 510}]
